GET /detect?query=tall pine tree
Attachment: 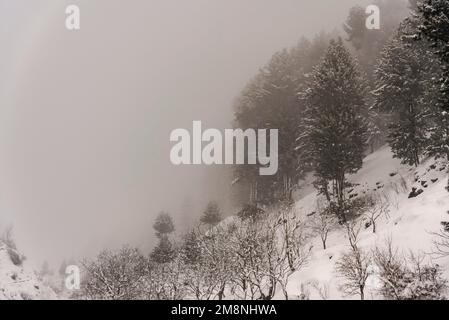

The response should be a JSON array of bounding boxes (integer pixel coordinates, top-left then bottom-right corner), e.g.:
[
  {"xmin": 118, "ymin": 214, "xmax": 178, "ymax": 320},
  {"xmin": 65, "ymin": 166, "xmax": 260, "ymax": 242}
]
[
  {"xmin": 232, "ymin": 33, "xmax": 335, "ymax": 206},
  {"xmin": 373, "ymin": 20, "xmax": 438, "ymax": 166},
  {"xmin": 301, "ymin": 39, "xmax": 368, "ymax": 220},
  {"xmin": 416, "ymin": 0, "xmax": 449, "ymax": 191}
]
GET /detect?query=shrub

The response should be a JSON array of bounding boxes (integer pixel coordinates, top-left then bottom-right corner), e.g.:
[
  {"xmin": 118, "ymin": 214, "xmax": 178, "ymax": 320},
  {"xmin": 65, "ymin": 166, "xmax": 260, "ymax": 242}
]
[{"xmin": 7, "ymin": 248, "xmax": 25, "ymax": 266}]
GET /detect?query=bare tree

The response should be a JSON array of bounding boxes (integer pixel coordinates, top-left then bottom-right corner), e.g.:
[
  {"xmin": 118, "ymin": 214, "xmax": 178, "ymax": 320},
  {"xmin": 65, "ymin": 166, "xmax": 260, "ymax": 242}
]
[
  {"xmin": 181, "ymin": 227, "xmax": 222, "ymax": 300},
  {"xmin": 199, "ymin": 223, "xmax": 236, "ymax": 300},
  {"xmin": 432, "ymin": 230, "xmax": 449, "ymax": 257},
  {"xmin": 80, "ymin": 246, "xmax": 147, "ymax": 300},
  {"xmin": 363, "ymin": 193, "xmax": 390, "ymax": 233},
  {"xmin": 143, "ymin": 254, "xmax": 187, "ymax": 300},
  {"xmin": 372, "ymin": 237, "xmax": 407, "ymax": 299},
  {"xmin": 230, "ymin": 202, "xmax": 310, "ymax": 300},
  {"xmin": 310, "ymin": 201, "xmax": 336, "ymax": 250},
  {"xmin": 229, "ymin": 218, "xmax": 270, "ymax": 300},
  {"xmin": 305, "ymin": 279, "xmax": 330, "ymax": 300},
  {"xmin": 335, "ymin": 222, "xmax": 372, "ymax": 300},
  {"xmin": 374, "ymin": 239, "xmax": 447, "ymax": 300},
  {"xmin": 261, "ymin": 203, "xmax": 311, "ymax": 300},
  {"xmin": 431, "ymin": 213, "xmax": 449, "ymax": 257}
]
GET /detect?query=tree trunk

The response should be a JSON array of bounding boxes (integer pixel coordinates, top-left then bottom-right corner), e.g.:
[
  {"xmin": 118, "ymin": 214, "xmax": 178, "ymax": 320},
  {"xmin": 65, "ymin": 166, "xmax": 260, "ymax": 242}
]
[
  {"xmin": 446, "ymin": 153, "xmax": 449, "ymax": 192},
  {"xmin": 282, "ymin": 286, "xmax": 289, "ymax": 300},
  {"xmin": 335, "ymin": 172, "xmax": 346, "ymax": 222},
  {"xmin": 217, "ymin": 283, "xmax": 225, "ymax": 300}
]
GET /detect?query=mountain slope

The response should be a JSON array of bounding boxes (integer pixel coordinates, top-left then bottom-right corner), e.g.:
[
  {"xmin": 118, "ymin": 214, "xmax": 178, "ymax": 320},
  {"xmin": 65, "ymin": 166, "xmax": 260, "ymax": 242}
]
[
  {"xmin": 283, "ymin": 146, "xmax": 449, "ymax": 299},
  {"xmin": 0, "ymin": 243, "xmax": 57, "ymax": 300}
]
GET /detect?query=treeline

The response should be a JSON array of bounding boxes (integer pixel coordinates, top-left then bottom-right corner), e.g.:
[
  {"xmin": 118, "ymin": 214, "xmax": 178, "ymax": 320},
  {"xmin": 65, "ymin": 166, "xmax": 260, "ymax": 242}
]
[{"xmin": 232, "ymin": 0, "xmax": 449, "ymax": 213}]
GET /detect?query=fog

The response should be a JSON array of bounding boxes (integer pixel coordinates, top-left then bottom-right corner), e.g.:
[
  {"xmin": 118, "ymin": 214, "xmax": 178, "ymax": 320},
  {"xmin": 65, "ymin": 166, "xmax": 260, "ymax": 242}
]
[{"xmin": 0, "ymin": 0, "xmax": 361, "ymax": 265}]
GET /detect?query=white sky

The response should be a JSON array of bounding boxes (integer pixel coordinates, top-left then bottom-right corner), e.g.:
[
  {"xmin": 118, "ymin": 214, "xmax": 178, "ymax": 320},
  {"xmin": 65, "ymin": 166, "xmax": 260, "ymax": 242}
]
[{"xmin": 0, "ymin": 0, "xmax": 362, "ymax": 265}]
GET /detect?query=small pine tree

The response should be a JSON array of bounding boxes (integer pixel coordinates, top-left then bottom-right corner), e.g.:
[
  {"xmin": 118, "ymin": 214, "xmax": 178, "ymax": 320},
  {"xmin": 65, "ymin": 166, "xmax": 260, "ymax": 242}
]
[
  {"xmin": 181, "ymin": 230, "xmax": 202, "ymax": 265},
  {"xmin": 237, "ymin": 203, "xmax": 265, "ymax": 221},
  {"xmin": 153, "ymin": 211, "xmax": 175, "ymax": 238},
  {"xmin": 59, "ymin": 260, "xmax": 68, "ymax": 276},
  {"xmin": 151, "ymin": 212, "xmax": 176, "ymax": 264},
  {"xmin": 150, "ymin": 236, "xmax": 175, "ymax": 264},
  {"xmin": 40, "ymin": 261, "xmax": 52, "ymax": 277},
  {"xmin": 200, "ymin": 201, "xmax": 223, "ymax": 226}
]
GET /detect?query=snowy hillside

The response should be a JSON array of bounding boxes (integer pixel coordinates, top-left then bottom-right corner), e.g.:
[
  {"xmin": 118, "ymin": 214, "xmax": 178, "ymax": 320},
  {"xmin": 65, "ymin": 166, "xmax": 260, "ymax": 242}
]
[
  {"xmin": 0, "ymin": 242, "xmax": 57, "ymax": 300},
  {"xmin": 280, "ymin": 146, "xmax": 449, "ymax": 300}
]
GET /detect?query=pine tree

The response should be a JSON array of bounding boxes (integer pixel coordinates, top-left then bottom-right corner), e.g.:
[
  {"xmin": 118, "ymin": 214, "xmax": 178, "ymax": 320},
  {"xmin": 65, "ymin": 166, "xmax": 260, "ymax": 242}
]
[
  {"xmin": 151, "ymin": 212, "xmax": 176, "ymax": 264},
  {"xmin": 59, "ymin": 260, "xmax": 68, "ymax": 276},
  {"xmin": 373, "ymin": 20, "xmax": 437, "ymax": 166},
  {"xmin": 232, "ymin": 33, "xmax": 335, "ymax": 206},
  {"xmin": 343, "ymin": 6, "xmax": 367, "ymax": 51},
  {"xmin": 301, "ymin": 39, "xmax": 368, "ymax": 220},
  {"xmin": 150, "ymin": 236, "xmax": 175, "ymax": 264},
  {"xmin": 153, "ymin": 211, "xmax": 175, "ymax": 237},
  {"xmin": 40, "ymin": 261, "xmax": 52, "ymax": 277},
  {"xmin": 343, "ymin": 1, "xmax": 410, "ymax": 86},
  {"xmin": 200, "ymin": 201, "xmax": 222, "ymax": 226},
  {"xmin": 181, "ymin": 230, "xmax": 202, "ymax": 265},
  {"xmin": 342, "ymin": 1, "xmax": 411, "ymax": 154},
  {"xmin": 408, "ymin": 0, "xmax": 419, "ymax": 11},
  {"xmin": 416, "ymin": 0, "xmax": 449, "ymax": 190}
]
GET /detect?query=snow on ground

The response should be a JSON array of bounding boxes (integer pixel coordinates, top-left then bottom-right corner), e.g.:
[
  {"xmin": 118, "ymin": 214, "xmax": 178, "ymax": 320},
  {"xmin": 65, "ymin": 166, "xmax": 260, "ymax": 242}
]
[
  {"xmin": 0, "ymin": 242, "xmax": 57, "ymax": 300},
  {"xmin": 280, "ymin": 146, "xmax": 449, "ymax": 300}
]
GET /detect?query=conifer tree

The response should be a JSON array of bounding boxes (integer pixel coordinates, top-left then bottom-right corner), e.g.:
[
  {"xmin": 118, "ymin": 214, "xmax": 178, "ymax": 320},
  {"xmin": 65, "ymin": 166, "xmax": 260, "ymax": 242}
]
[
  {"xmin": 153, "ymin": 211, "xmax": 175, "ymax": 237},
  {"xmin": 233, "ymin": 33, "xmax": 335, "ymax": 206},
  {"xmin": 301, "ymin": 39, "xmax": 368, "ymax": 220},
  {"xmin": 416, "ymin": 0, "xmax": 449, "ymax": 190},
  {"xmin": 373, "ymin": 20, "xmax": 437, "ymax": 166},
  {"xmin": 150, "ymin": 212, "xmax": 176, "ymax": 264},
  {"xmin": 200, "ymin": 201, "xmax": 223, "ymax": 227}
]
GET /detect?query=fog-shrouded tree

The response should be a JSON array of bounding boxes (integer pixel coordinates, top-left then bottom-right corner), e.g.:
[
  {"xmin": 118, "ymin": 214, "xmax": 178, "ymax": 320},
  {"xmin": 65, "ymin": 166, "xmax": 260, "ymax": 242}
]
[
  {"xmin": 151, "ymin": 212, "xmax": 176, "ymax": 264},
  {"xmin": 301, "ymin": 39, "xmax": 368, "ymax": 221},
  {"xmin": 59, "ymin": 260, "xmax": 68, "ymax": 276},
  {"xmin": 408, "ymin": 0, "xmax": 419, "ymax": 11},
  {"xmin": 40, "ymin": 261, "xmax": 53, "ymax": 277},
  {"xmin": 343, "ymin": 1, "xmax": 411, "ymax": 152},
  {"xmin": 232, "ymin": 32, "xmax": 337, "ymax": 206},
  {"xmin": 344, "ymin": 1, "xmax": 410, "ymax": 85},
  {"xmin": 153, "ymin": 211, "xmax": 175, "ymax": 237},
  {"xmin": 200, "ymin": 201, "xmax": 223, "ymax": 227}
]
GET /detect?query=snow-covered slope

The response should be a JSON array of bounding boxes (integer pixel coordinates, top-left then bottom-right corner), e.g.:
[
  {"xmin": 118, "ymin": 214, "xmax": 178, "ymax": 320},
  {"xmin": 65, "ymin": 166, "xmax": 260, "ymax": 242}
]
[
  {"xmin": 0, "ymin": 243, "xmax": 57, "ymax": 300},
  {"xmin": 282, "ymin": 146, "xmax": 449, "ymax": 300}
]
